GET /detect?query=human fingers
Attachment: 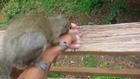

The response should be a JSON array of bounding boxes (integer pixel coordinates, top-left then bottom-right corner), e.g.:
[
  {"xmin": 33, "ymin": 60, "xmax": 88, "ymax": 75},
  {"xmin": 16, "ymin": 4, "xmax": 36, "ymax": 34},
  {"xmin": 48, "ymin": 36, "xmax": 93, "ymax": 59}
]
[
  {"xmin": 69, "ymin": 35, "xmax": 81, "ymax": 49},
  {"xmin": 69, "ymin": 40, "xmax": 81, "ymax": 49},
  {"xmin": 69, "ymin": 29, "xmax": 79, "ymax": 34},
  {"xmin": 71, "ymin": 23, "xmax": 77, "ymax": 29},
  {"xmin": 69, "ymin": 23, "xmax": 79, "ymax": 34},
  {"xmin": 69, "ymin": 44, "xmax": 81, "ymax": 49},
  {"xmin": 71, "ymin": 35, "xmax": 81, "ymax": 44}
]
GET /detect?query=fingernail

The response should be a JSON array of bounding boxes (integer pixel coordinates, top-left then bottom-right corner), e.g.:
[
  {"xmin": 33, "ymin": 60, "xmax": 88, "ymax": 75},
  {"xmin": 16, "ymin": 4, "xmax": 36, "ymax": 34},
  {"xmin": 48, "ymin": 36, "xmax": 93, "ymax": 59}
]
[
  {"xmin": 76, "ymin": 35, "xmax": 80, "ymax": 40},
  {"xmin": 71, "ymin": 23, "xmax": 76, "ymax": 28},
  {"xmin": 71, "ymin": 23, "xmax": 75, "ymax": 26}
]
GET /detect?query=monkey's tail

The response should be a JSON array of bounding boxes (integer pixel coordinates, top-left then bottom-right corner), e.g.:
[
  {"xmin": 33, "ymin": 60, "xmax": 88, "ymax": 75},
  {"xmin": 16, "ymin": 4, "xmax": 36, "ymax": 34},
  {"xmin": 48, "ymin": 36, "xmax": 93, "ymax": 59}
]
[{"xmin": 0, "ymin": 55, "xmax": 13, "ymax": 79}]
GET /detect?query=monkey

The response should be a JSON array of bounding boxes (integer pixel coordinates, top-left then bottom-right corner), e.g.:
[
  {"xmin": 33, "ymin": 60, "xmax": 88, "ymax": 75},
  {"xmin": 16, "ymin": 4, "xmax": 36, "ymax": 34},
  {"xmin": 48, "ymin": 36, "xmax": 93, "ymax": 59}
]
[{"xmin": 0, "ymin": 13, "xmax": 71, "ymax": 79}]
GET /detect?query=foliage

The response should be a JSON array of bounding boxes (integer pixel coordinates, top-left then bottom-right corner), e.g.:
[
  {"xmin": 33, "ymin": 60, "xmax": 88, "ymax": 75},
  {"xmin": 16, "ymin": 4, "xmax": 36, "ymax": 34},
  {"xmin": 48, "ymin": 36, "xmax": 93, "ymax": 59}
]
[
  {"xmin": 3, "ymin": 2, "xmax": 20, "ymax": 19},
  {"xmin": 75, "ymin": 0, "xmax": 96, "ymax": 12},
  {"xmin": 38, "ymin": 0, "xmax": 62, "ymax": 9},
  {"xmin": 0, "ymin": 0, "xmax": 128, "ymax": 25},
  {"xmin": 0, "ymin": 1, "xmax": 6, "ymax": 9},
  {"xmin": 53, "ymin": 62, "xmax": 60, "ymax": 66},
  {"xmin": 0, "ymin": 0, "xmax": 109, "ymax": 23},
  {"xmin": 48, "ymin": 74, "xmax": 65, "ymax": 78},
  {"xmin": 106, "ymin": 0, "xmax": 127, "ymax": 24},
  {"xmin": 92, "ymin": 76, "xmax": 131, "ymax": 79},
  {"xmin": 0, "ymin": 2, "xmax": 20, "ymax": 24},
  {"xmin": 98, "ymin": 62, "xmax": 108, "ymax": 68},
  {"xmin": 92, "ymin": 63, "xmax": 131, "ymax": 79},
  {"xmin": 0, "ymin": 0, "xmax": 35, "ymax": 24},
  {"xmin": 91, "ymin": 0, "xmax": 106, "ymax": 11},
  {"xmin": 48, "ymin": 62, "xmax": 64, "ymax": 78},
  {"xmin": 83, "ymin": 55, "xmax": 97, "ymax": 67}
]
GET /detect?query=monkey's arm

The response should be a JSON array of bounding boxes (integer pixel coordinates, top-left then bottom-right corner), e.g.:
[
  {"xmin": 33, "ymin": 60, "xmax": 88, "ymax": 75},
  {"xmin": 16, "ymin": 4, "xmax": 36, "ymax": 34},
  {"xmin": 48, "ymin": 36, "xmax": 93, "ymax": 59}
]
[
  {"xmin": 47, "ymin": 26, "xmax": 68, "ymax": 51},
  {"xmin": 51, "ymin": 38, "xmax": 68, "ymax": 51},
  {"xmin": 17, "ymin": 33, "xmax": 77, "ymax": 79},
  {"xmin": 51, "ymin": 31, "xmax": 68, "ymax": 51}
]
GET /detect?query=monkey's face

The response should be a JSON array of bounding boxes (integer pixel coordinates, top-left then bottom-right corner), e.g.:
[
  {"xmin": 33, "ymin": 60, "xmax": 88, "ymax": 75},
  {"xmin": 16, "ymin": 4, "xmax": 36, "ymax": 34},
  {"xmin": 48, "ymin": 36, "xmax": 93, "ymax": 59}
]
[
  {"xmin": 58, "ymin": 15, "xmax": 71, "ymax": 35},
  {"xmin": 60, "ymin": 19, "xmax": 71, "ymax": 35}
]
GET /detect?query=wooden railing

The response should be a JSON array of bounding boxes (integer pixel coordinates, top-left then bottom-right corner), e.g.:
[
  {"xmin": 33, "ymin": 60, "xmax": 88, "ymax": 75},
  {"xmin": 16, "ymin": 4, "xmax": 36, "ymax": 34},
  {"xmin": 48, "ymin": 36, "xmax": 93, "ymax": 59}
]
[
  {"xmin": 0, "ymin": 22, "xmax": 140, "ymax": 79},
  {"xmin": 50, "ymin": 22, "xmax": 140, "ymax": 78}
]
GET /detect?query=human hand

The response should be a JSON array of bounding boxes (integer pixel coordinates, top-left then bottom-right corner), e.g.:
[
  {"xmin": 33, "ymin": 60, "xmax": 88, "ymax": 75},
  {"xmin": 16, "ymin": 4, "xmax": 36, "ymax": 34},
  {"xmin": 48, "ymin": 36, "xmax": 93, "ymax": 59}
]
[
  {"xmin": 68, "ymin": 23, "xmax": 81, "ymax": 49},
  {"xmin": 42, "ymin": 23, "xmax": 81, "ymax": 63},
  {"xmin": 51, "ymin": 23, "xmax": 81, "ymax": 62}
]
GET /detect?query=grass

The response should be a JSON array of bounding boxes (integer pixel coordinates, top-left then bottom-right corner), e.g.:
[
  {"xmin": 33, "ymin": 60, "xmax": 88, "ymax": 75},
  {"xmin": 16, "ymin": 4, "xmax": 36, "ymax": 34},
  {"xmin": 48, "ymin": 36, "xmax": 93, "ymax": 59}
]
[
  {"xmin": 105, "ymin": 0, "xmax": 127, "ymax": 24},
  {"xmin": 92, "ymin": 76, "xmax": 131, "ymax": 79},
  {"xmin": 83, "ymin": 55, "xmax": 97, "ymax": 67},
  {"xmin": 82, "ymin": 55, "xmax": 131, "ymax": 79},
  {"xmin": 48, "ymin": 74, "xmax": 65, "ymax": 78},
  {"xmin": 0, "ymin": 0, "xmax": 35, "ymax": 24},
  {"xmin": 48, "ymin": 62, "xmax": 64, "ymax": 78},
  {"xmin": 0, "ymin": 0, "xmax": 129, "ymax": 25},
  {"xmin": 82, "ymin": 56, "xmax": 131, "ymax": 79},
  {"xmin": 92, "ymin": 62, "xmax": 131, "ymax": 79}
]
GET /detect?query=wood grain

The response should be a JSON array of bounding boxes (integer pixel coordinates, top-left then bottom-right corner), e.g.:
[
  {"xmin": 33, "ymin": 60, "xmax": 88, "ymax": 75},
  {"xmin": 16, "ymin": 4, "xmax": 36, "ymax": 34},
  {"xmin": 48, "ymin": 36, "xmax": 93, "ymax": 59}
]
[{"xmin": 76, "ymin": 22, "xmax": 140, "ymax": 52}]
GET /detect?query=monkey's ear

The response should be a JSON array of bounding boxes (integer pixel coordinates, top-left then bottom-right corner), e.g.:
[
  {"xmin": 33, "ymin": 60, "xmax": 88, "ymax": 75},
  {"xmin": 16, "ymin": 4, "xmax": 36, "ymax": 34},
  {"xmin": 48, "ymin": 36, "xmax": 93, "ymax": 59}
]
[
  {"xmin": 67, "ymin": 16, "xmax": 72, "ymax": 22},
  {"xmin": 60, "ymin": 10, "xmax": 67, "ymax": 16},
  {"xmin": 67, "ymin": 16, "xmax": 72, "ymax": 29}
]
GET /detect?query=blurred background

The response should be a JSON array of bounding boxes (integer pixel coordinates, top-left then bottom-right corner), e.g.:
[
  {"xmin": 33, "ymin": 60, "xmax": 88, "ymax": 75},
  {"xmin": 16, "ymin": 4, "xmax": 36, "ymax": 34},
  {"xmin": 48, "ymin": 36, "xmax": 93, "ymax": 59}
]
[{"xmin": 0, "ymin": 0, "xmax": 140, "ymax": 27}]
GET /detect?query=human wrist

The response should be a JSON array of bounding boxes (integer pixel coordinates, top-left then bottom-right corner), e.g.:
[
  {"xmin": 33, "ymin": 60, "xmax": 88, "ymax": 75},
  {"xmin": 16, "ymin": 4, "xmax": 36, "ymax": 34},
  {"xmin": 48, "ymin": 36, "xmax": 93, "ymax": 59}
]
[
  {"xmin": 41, "ymin": 33, "xmax": 77, "ymax": 64},
  {"xmin": 36, "ymin": 61, "xmax": 52, "ymax": 73},
  {"xmin": 41, "ymin": 45, "xmax": 61, "ymax": 63}
]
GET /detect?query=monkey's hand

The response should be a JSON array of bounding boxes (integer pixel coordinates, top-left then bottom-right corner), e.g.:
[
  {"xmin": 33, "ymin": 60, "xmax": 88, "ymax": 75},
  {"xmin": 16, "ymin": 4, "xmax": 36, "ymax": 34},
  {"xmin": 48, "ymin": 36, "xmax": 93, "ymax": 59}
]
[
  {"xmin": 51, "ymin": 39, "xmax": 68, "ymax": 51},
  {"xmin": 59, "ymin": 41, "xmax": 68, "ymax": 51}
]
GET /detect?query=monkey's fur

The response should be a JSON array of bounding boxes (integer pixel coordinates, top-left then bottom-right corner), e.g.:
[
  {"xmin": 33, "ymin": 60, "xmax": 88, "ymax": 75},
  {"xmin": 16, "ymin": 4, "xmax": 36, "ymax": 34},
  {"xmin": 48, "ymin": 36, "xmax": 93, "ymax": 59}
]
[{"xmin": 0, "ymin": 14, "xmax": 71, "ymax": 79}]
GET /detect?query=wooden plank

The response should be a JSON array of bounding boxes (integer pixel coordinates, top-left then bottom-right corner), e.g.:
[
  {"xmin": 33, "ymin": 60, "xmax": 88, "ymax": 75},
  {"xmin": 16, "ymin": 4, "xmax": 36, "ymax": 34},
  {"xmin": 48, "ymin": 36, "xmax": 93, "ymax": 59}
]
[
  {"xmin": 10, "ymin": 66, "xmax": 140, "ymax": 79},
  {"xmin": 50, "ymin": 67, "xmax": 140, "ymax": 77},
  {"xmin": 64, "ymin": 51, "xmax": 140, "ymax": 56},
  {"xmin": 76, "ymin": 22, "xmax": 140, "ymax": 52},
  {"xmin": 0, "ymin": 23, "xmax": 140, "ymax": 53}
]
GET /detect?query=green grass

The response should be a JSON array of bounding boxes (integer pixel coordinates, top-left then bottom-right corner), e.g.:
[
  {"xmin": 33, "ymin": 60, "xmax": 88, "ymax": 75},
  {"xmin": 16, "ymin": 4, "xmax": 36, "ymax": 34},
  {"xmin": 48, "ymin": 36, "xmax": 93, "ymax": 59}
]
[
  {"xmin": 1, "ymin": 0, "xmax": 128, "ymax": 25},
  {"xmin": 82, "ymin": 56, "xmax": 131, "ymax": 79},
  {"xmin": 106, "ymin": 0, "xmax": 127, "ymax": 24},
  {"xmin": 83, "ymin": 55, "xmax": 97, "ymax": 67},
  {"xmin": 92, "ymin": 62, "xmax": 131, "ymax": 79},
  {"xmin": 0, "ymin": 0, "xmax": 36, "ymax": 24},
  {"xmin": 98, "ymin": 62, "xmax": 108, "ymax": 68},
  {"xmin": 48, "ymin": 62, "xmax": 64, "ymax": 78},
  {"xmin": 48, "ymin": 74, "xmax": 65, "ymax": 78},
  {"xmin": 61, "ymin": 55, "xmax": 70, "ymax": 62},
  {"xmin": 92, "ymin": 76, "xmax": 131, "ymax": 79}
]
